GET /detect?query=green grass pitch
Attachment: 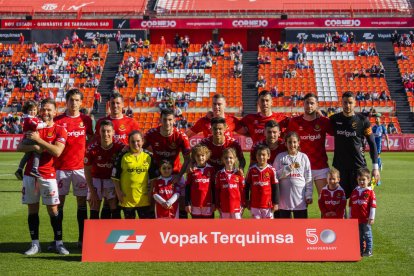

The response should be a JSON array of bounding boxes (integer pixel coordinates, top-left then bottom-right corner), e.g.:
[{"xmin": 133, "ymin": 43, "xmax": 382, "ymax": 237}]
[{"xmin": 0, "ymin": 152, "xmax": 413, "ymax": 275}]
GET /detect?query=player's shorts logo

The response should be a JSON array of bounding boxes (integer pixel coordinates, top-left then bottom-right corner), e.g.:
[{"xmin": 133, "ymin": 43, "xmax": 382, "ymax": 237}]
[{"xmin": 106, "ymin": 230, "xmax": 146, "ymax": 250}]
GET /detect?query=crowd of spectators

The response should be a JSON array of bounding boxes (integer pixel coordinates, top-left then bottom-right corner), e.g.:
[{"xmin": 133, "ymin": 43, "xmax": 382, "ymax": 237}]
[{"xmin": 392, "ymin": 30, "xmax": 414, "ymax": 47}]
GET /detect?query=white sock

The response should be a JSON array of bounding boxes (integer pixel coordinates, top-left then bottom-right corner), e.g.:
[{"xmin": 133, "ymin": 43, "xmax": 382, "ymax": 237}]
[
  {"xmin": 32, "ymin": 240, "xmax": 40, "ymax": 246},
  {"xmin": 55, "ymin": 240, "xmax": 63, "ymax": 246}
]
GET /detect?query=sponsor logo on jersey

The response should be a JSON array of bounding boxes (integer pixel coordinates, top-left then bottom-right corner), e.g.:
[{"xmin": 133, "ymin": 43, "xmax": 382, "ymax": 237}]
[
  {"xmin": 114, "ymin": 134, "xmax": 126, "ymax": 140},
  {"xmin": 106, "ymin": 230, "xmax": 146, "ymax": 250},
  {"xmin": 301, "ymin": 134, "xmax": 321, "ymax": 141},
  {"xmin": 223, "ymin": 184, "xmax": 238, "ymax": 189},
  {"xmin": 253, "ymin": 181, "xmax": 269, "ymax": 187},
  {"xmin": 67, "ymin": 129, "xmax": 85, "ymax": 137},
  {"xmin": 158, "ymin": 189, "xmax": 174, "ymax": 195},
  {"xmin": 336, "ymin": 130, "xmax": 357, "ymax": 137},
  {"xmin": 155, "ymin": 150, "xmax": 176, "ymax": 157},
  {"xmin": 324, "ymin": 200, "xmax": 339, "ymax": 205},
  {"xmin": 127, "ymin": 167, "xmax": 148, "ymax": 174},
  {"xmin": 97, "ymin": 163, "xmax": 113, "ymax": 168}
]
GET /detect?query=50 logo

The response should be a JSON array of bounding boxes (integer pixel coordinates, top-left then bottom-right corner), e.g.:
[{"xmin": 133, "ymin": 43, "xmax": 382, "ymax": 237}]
[{"xmin": 306, "ymin": 228, "xmax": 336, "ymax": 245}]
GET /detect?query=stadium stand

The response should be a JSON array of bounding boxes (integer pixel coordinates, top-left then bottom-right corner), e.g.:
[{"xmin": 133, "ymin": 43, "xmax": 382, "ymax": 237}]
[{"xmin": 395, "ymin": 42, "xmax": 414, "ymax": 112}]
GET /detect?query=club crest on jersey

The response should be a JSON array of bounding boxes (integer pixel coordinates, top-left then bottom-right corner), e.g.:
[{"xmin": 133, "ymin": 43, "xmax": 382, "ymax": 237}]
[
  {"xmin": 143, "ymin": 161, "xmax": 149, "ymax": 167},
  {"xmin": 47, "ymin": 131, "xmax": 54, "ymax": 138},
  {"xmin": 299, "ymin": 126, "xmax": 303, "ymax": 131},
  {"xmin": 337, "ymin": 194, "xmax": 342, "ymax": 198},
  {"xmin": 314, "ymin": 124, "xmax": 321, "ymax": 132},
  {"xmin": 352, "ymin": 121, "xmax": 357, "ymax": 129},
  {"xmin": 264, "ymin": 172, "xmax": 270, "ymax": 179},
  {"xmin": 364, "ymin": 193, "xmax": 369, "ymax": 199},
  {"xmin": 234, "ymin": 176, "xmax": 239, "ymax": 182},
  {"xmin": 170, "ymin": 142, "xmax": 177, "ymax": 149},
  {"xmin": 79, "ymin": 122, "xmax": 84, "ymax": 128},
  {"xmin": 119, "ymin": 124, "xmax": 126, "ymax": 131},
  {"xmin": 206, "ymin": 171, "xmax": 211, "ymax": 177},
  {"xmin": 155, "ymin": 142, "xmax": 159, "ymax": 147},
  {"xmin": 98, "ymin": 156, "xmax": 102, "ymax": 160}
]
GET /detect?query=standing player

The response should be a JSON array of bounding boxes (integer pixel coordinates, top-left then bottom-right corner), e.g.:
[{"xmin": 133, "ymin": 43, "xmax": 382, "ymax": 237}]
[
  {"xmin": 84, "ymin": 120, "xmax": 125, "ymax": 219},
  {"xmin": 95, "ymin": 92, "xmax": 140, "ymax": 218},
  {"xmin": 144, "ymin": 109, "xmax": 191, "ymax": 218},
  {"xmin": 54, "ymin": 88, "xmax": 93, "ymax": 249},
  {"xmin": 330, "ymin": 92, "xmax": 379, "ymax": 199},
  {"xmin": 186, "ymin": 94, "xmax": 245, "ymax": 138},
  {"xmin": 250, "ymin": 120, "xmax": 286, "ymax": 166},
  {"xmin": 17, "ymin": 98, "xmax": 68, "ymax": 255},
  {"xmin": 286, "ymin": 93, "xmax": 333, "ymax": 195},
  {"xmin": 241, "ymin": 90, "xmax": 288, "ymax": 144},
  {"xmin": 372, "ymin": 115, "xmax": 390, "ymax": 173},
  {"xmin": 198, "ymin": 117, "xmax": 245, "ymax": 172},
  {"xmin": 245, "ymin": 145, "xmax": 279, "ymax": 219}
]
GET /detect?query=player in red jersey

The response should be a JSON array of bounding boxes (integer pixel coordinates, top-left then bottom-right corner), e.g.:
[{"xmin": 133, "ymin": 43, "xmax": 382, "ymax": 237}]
[
  {"xmin": 349, "ymin": 168, "xmax": 377, "ymax": 257},
  {"xmin": 95, "ymin": 93, "xmax": 140, "ymax": 219},
  {"xmin": 53, "ymin": 88, "xmax": 93, "ymax": 249},
  {"xmin": 318, "ymin": 167, "xmax": 346, "ymax": 219},
  {"xmin": 144, "ymin": 108, "xmax": 191, "ymax": 218},
  {"xmin": 186, "ymin": 94, "xmax": 245, "ymax": 138},
  {"xmin": 84, "ymin": 120, "xmax": 125, "ymax": 219},
  {"xmin": 152, "ymin": 160, "xmax": 181, "ymax": 219},
  {"xmin": 215, "ymin": 148, "xmax": 245, "ymax": 219},
  {"xmin": 198, "ymin": 117, "xmax": 245, "ymax": 172},
  {"xmin": 286, "ymin": 93, "xmax": 334, "ymax": 195},
  {"xmin": 95, "ymin": 92, "xmax": 140, "ymax": 145},
  {"xmin": 17, "ymin": 98, "xmax": 69, "ymax": 256},
  {"xmin": 185, "ymin": 145, "xmax": 216, "ymax": 218},
  {"xmin": 250, "ymin": 120, "xmax": 286, "ymax": 166},
  {"xmin": 241, "ymin": 90, "xmax": 288, "ymax": 144},
  {"xmin": 245, "ymin": 144, "xmax": 279, "ymax": 219}
]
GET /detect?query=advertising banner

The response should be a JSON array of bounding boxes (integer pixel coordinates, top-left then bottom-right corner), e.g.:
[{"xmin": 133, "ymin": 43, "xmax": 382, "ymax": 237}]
[
  {"xmin": 0, "ymin": 135, "xmax": 23, "ymax": 152},
  {"xmin": 1, "ymin": 19, "xmax": 113, "ymax": 30},
  {"xmin": 82, "ymin": 219, "xmax": 361, "ymax": 262},
  {"xmin": 0, "ymin": 30, "xmax": 31, "ymax": 41}
]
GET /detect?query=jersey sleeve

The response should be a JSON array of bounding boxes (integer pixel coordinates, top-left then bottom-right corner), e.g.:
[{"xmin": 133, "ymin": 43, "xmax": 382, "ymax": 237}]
[
  {"xmin": 55, "ymin": 126, "xmax": 68, "ymax": 145},
  {"xmin": 233, "ymin": 141, "xmax": 245, "ymax": 167},
  {"xmin": 190, "ymin": 117, "xmax": 205, "ymax": 134},
  {"xmin": 249, "ymin": 144, "xmax": 257, "ymax": 164},
  {"xmin": 318, "ymin": 191, "xmax": 328, "ymax": 215},
  {"xmin": 84, "ymin": 145, "xmax": 94, "ymax": 166},
  {"xmin": 147, "ymin": 153, "xmax": 158, "ymax": 179},
  {"xmin": 322, "ymin": 116, "xmax": 334, "ymax": 136},
  {"xmin": 179, "ymin": 131, "xmax": 191, "ymax": 156},
  {"xmin": 244, "ymin": 168, "xmax": 252, "ymax": 202},
  {"xmin": 370, "ymin": 190, "xmax": 377, "ymax": 208},
  {"xmin": 84, "ymin": 115, "xmax": 94, "ymax": 136},
  {"xmin": 142, "ymin": 129, "xmax": 152, "ymax": 149}
]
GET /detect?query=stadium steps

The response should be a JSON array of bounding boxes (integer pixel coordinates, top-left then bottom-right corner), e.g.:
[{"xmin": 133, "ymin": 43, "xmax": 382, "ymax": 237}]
[
  {"xmin": 95, "ymin": 42, "xmax": 124, "ymax": 119},
  {"xmin": 377, "ymin": 42, "xmax": 414, "ymax": 133},
  {"xmin": 242, "ymin": 51, "xmax": 259, "ymax": 115}
]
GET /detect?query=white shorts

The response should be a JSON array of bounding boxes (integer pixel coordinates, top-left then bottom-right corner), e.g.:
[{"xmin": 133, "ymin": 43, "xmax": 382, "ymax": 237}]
[
  {"xmin": 220, "ymin": 212, "xmax": 242, "ymax": 219},
  {"xmin": 191, "ymin": 206, "xmax": 213, "ymax": 216},
  {"xmin": 22, "ymin": 176, "xmax": 60, "ymax": 205},
  {"xmin": 312, "ymin": 168, "xmax": 330, "ymax": 181},
  {"xmin": 250, "ymin": 207, "xmax": 274, "ymax": 219},
  {"xmin": 57, "ymin": 169, "xmax": 88, "ymax": 197},
  {"xmin": 87, "ymin": 178, "xmax": 116, "ymax": 201}
]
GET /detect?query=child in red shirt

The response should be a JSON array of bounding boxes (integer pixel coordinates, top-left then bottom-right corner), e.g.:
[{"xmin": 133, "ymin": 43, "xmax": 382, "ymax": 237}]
[{"xmin": 318, "ymin": 167, "xmax": 346, "ymax": 218}]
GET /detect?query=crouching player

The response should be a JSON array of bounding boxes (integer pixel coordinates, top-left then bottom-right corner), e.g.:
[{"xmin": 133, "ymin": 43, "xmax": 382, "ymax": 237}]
[
  {"xmin": 318, "ymin": 167, "xmax": 346, "ymax": 218},
  {"xmin": 215, "ymin": 148, "xmax": 245, "ymax": 219},
  {"xmin": 245, "ymin": 145, "xmax": 279, "ymax": 219},
  {"xmin": 84, "ymin": 120, "xmax": 125, "ymax": 219},
  {"xmin": 152, "ymin": 160, "xmax": 180, "ymax": 219},
  {"xmin": 185, "ymin": 145, "xmax": 216, "ymax": 218},
  {"xmin": 349, "ymin": 168, "xmax": 377, "ymax": 257}
]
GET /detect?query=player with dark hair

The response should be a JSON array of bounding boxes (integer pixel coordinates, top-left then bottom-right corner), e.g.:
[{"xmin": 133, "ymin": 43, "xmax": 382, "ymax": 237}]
[
  {"xmin": 330, "ymin": 91, "xmax": 379, "ymax": 198},
  {"xmin": 54, "ymin": 88, "xmax": 93, "ymax": 250},
  {"xmin": 186, "ymin": 94, "xmax": 245, "ymax": 138},
  {"xmin": 241, "ymin": 90, "xmax": 288, "ymax": 144},
  {"xmin": 17, "ymin": 98, "xmax": 68, "ymax": 255},
  {"xmin": 143, "ymin": 108, "xmax": 191, "ymax": 218},
  {"xmin": 286, "ymin": 93, "xmax": 333, "ymax": 195}
]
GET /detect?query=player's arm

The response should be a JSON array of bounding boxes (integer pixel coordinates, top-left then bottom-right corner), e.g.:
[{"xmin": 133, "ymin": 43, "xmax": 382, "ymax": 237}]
[
  {"xmin": 271, "ymin": 169, "xmax": 279, "ymax": 211},
  {"xmin": 185, "ymin": 179, "xmax": 192, "ymax": 213},
  {"xmin": 235, "ymin": 143, "xmax": 246, "ymax": 172},
  {"xmin": 26, "ymin": 130, "xmax": 65, "ymax": 157},
  {"xmin": 368, "ymin": 191, "xmax": 376, "ymax": 225},
  {"xmin": 383, "ymin": 127, "xmax": 390, "ymax": 150},
  {"xmin": 239, "ymin": 174, "xmax": 246, "ymax": 208},
  {"xmin": 364, "ymin": 123, "xmax": 380, "ymax": 179},
  {"xmin": 185, "ymin": 129, "xmax": 198, "ymax": 138},
  {"xmin": 244, "ymin": 171, "xmax": 251, "ymax": 209},
  {"xmin": 111, "ymin": 151, "xmax": 126, "ymax": 203},
  {"xmin": 304, "ymin": 155, "xmax": 313, "ymax": 204},
  {"xmin": 17, "ymin": 139, "xmax": 42, "ymax": 153},
  {"xmin": 337, "ymin": 192, "xmax": 347, "ymax": 218},
  {"xmin": 317, "ymin": 193, "xmax": 327, "ymax": 217},
  {"xmin": 84, "ymin": 164, "xmax": 98, "ymax": 208}
]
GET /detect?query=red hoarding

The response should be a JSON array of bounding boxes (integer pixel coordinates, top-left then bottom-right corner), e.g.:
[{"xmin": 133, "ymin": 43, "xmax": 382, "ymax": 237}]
[
  {"xmin": 82, "ymin": 219, "xmax": 361, "ymax": 262},
  {"xmin": 1, "ymin": 19, "xmax": 113, "ymax": 29}
]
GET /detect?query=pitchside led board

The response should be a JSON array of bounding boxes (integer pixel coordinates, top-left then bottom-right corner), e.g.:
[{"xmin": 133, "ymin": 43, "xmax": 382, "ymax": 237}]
[{"xmin": 82, "ymin": 219, "xmax": 360, "ymax": 262}]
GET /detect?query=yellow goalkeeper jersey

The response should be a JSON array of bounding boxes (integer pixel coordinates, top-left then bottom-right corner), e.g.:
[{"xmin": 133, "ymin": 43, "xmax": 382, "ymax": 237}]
[{"xmin": 112, "ymin": 150, "xmax": 155, "ymax": 208}]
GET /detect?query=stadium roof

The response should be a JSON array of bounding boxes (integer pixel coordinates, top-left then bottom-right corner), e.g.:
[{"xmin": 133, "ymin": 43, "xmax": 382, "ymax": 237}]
[
  {"xmin": 0, "ymin": 0, "xmax": 147, "ymax": 16},
  {"xmin": 155, "ymin": 0, "xmax": 412, "ymax": 15}
]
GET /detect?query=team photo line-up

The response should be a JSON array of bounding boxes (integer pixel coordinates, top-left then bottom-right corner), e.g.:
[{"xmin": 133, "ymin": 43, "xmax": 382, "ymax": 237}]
[{"xmin": 17, "ymin": 88, "xmax": 381, "ymax": 257}]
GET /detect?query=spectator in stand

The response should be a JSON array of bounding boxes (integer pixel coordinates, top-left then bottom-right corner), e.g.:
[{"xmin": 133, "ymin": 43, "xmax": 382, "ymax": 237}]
[
  {"xmin": 340, "ymin": 32, "xmax": 349, "ymax": 46},
  {"xmin": 391, "ymin": 30, "xmax": 400, "ymax": 45},
  {"xmin": 387, "ymin": 122, "xmax": 398, "ymax": 134},
  {"xmin": 325, "ymin": 33, "xmax": 333, "ymax": 44},
  {"xmin": 275, "ymin": 41, "xmax": 283, "ymax": 52},
  {"xmin": 259, "ymin": 36, "xmax": 266, "ymax": 48},
  {"xmin": 349, "ymin": 32, "xmax": 356, "ymax": 44},
  {"xmin": 256, "ymin": 75, "xmax": 266, "ymax": 88},
  {"xmin": 19, "ymin": 33, "xmax": 25, "ymax": 45},
  {"xmin": 358, "ymin": 46, "xmax": 367, "ymax": 56},
  {"xmin": 62, "ymin": 37, "xmax": 71, "ymax": 48},
  {"xmin": 379, "ymin": 91, "xmax": 389, "ymax": 101},
  {"xmin": 71, "ymin": 31, "xmax": 84, "ymax": 47},
  {"xmin": 31, "ymin": 43, "xmax": 39, "ymax": 54},
  {"xmin": 264, "ymin": 37, "xmax": 272, "ymax": 49},
  {"xmin": 356, "ymin": 91, "xmax": 365, "ymax": 102},
  {"xmin": 396, "ymin": 50, "xmax": 408, "ymax": 60},
  {"xmin": 115, "ymin": 31, "xmax": 122, "ymax": 53}
]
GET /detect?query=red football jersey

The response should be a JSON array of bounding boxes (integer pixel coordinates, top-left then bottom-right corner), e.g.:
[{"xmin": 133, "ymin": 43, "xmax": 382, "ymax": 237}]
[
  {"xmin": 286, "ymin": 115, "xmax": 333, "ymax": 170},
  {"xmin": 349, "ymin": 187, "xmax": 377, "ymax": 224},
  {"xmin": 23, "ymin": 116, "xmax": 43, "ymax": 132},
  {"xmin": 95, "ymin": 115, "xmax": 140, "ymax": 145},
  {"xmin": 84, "ymin": 140, "xmax": 125, "ymax": 179},
  {"xmin": 246, "ymin": 164, "xmax": 278, "ymax": 208},
  {"xmin": 215, "ymin": 169, "xmax": 244, "ymax": 213},
  {"xmin": 199, "ymin": 135, "xmax": 244, "ymax": 171},
  {"xmin": 318, "ymin": 185, "xmax": 346, "ymax": 218},
  {"xmin": 152, "ymin": 177, "xmax": 180, "ymax": 219},
  {"xmin": 54, "ymin": 113, "xmax": 93, "ymax": 170},
  {"xmin": 241, "ymin": 112, "xmax": 288, "ymax": 144},
  {"xmin": 190, "ymin": 114, "xmax": 242, "ymax": 137},
  {"xmin": 24, "ymin": 124, "xmax": 67, "ymax": 179},
  {"xmin": 250, "ymin": 139, "xmax": 286, "ymax": 165},
  {"xmin": 185, "ymin": 164, "xmax": 215, "ymax": 207},
  {"xmin": 144, "ymin": 126, "xmax": 191, "ymax": 174}
]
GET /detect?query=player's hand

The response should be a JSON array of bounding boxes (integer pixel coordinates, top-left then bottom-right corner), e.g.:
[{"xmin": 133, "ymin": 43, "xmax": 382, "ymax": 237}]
[
  {"xmin": 162, "ymin": 202, "xmax": 169, "ymax": 209},
  {"xmin": 368, "ymin": 219, "xmax": 375, "ymax": 225},
  {"xmin": 272, "ymin": 204, "xmax": 279, "ymax": 212},
  {"xmin": 89, "ymin": 190, "xmax": 99, "ymax": 209},
  {"xmin": 238, "ymin": 168, "xmax": 245, "ymax": 177},
  {"xmin": 372, "ymin": 169, "xmax": 380, "ymax": 183},
  {"xmin": 306, "ymin": 198, "xmax": 313, "ymax": 205},
  {"xmin": 185, "ymin": 206, "xmax": 191, "ymax": 213},
  {"xmin": 26, "ymin": 131, "xmax": 40, "ymax": 143},
  {"xmin": 116, "ymin": 190, "xmax": 125, "ymax": 204}
]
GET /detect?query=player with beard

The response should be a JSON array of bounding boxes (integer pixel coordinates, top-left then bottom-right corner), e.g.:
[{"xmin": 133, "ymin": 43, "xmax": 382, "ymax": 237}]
[
  {"xmin": 144, "ymin": 108, "xmax": 191, "ymax": 218},
  {"xmin": 18, "ymin": 98, "xmax": 68, "ymax": 255},
  {"xmin": 286, "ymin": 93, "xmax": 333, "ymax": 195},
  {"xmin": 53, "ymin": 88, "xmax": 93, "ymax": 250},
  {"xmin": 186, "ymin": 94, "xmax": 245, "ymax": 138},
  {"xmin": 241, "ymin": 90, "xmax": 288, "ymax": 144},
  {"xmin": 250, "ymin": 120, "xmax": 286, "ymax": 166},
  {"xmin": 95, "ymin": 92, "xmax": 140, "ymax": 219},
  {"xmin": 330, "ymin": 92, "xmax": 379, "ymax": 199}
]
